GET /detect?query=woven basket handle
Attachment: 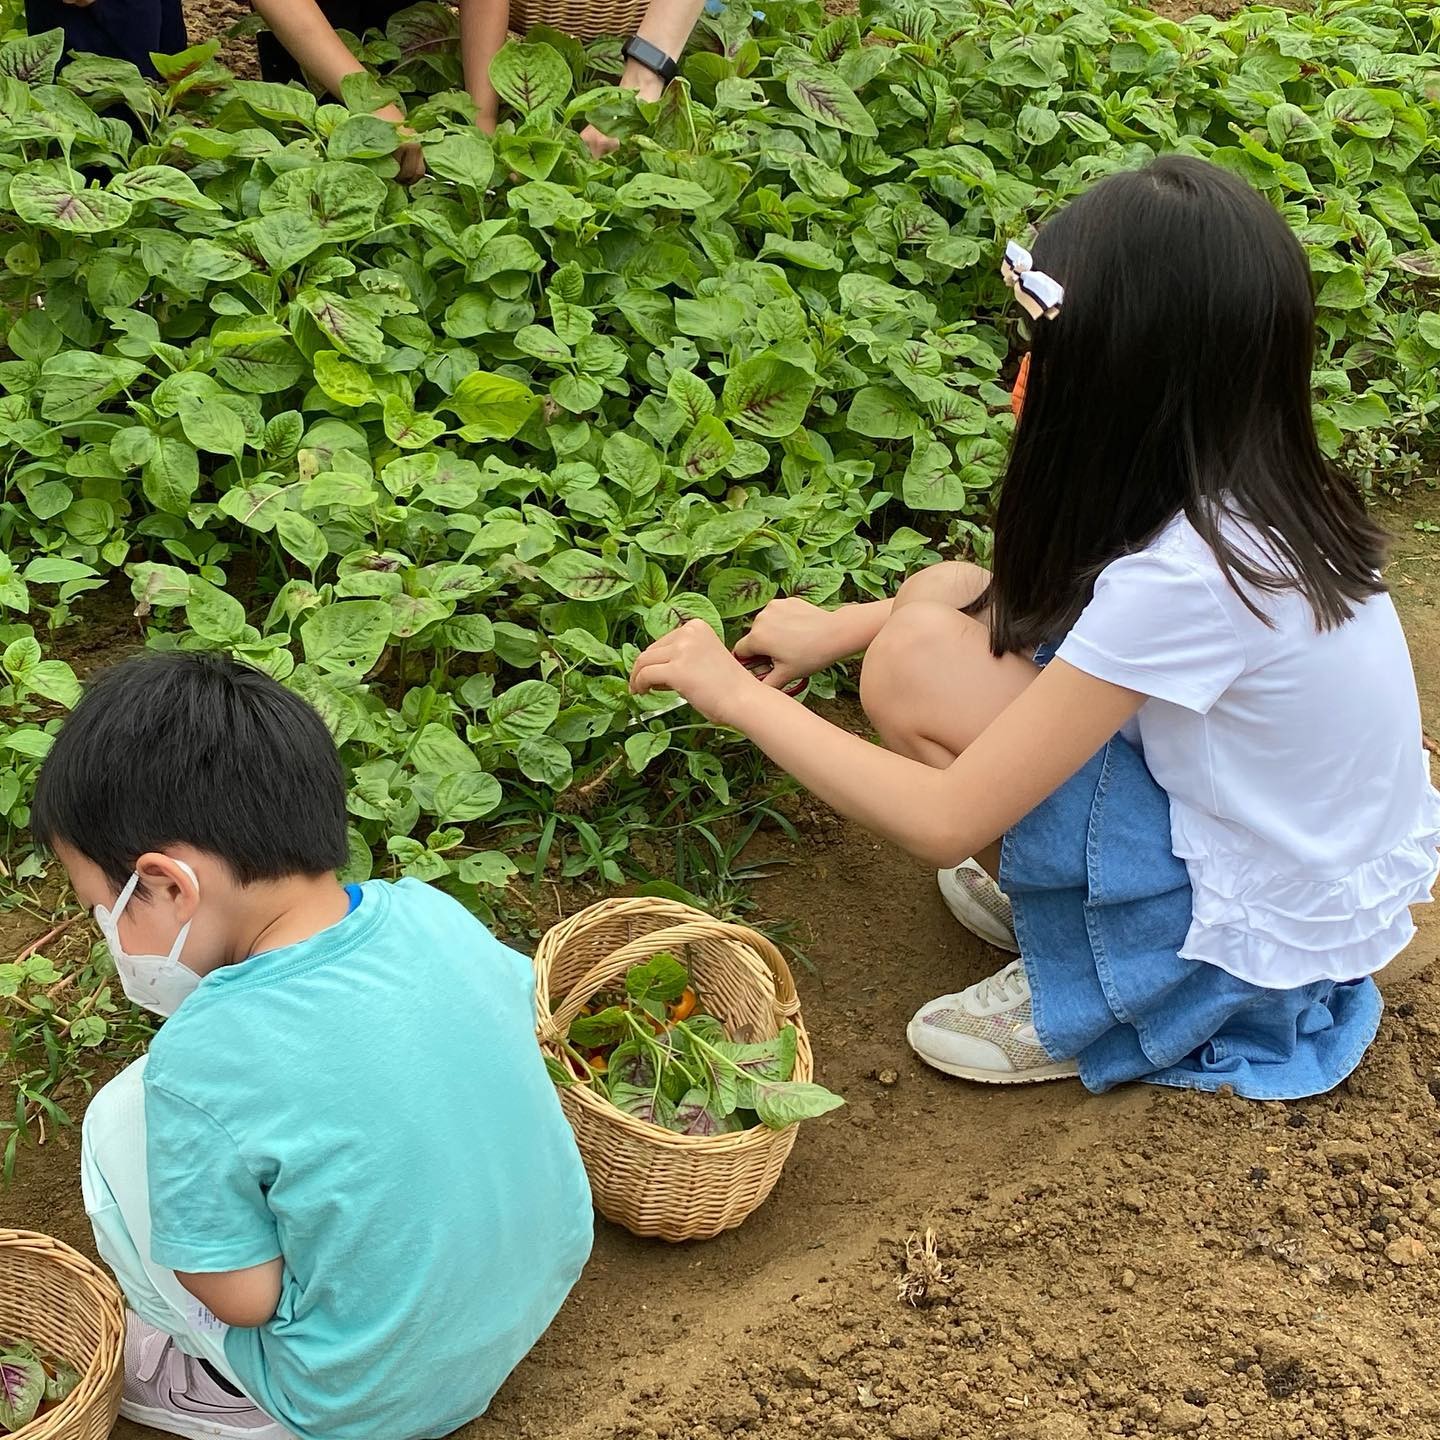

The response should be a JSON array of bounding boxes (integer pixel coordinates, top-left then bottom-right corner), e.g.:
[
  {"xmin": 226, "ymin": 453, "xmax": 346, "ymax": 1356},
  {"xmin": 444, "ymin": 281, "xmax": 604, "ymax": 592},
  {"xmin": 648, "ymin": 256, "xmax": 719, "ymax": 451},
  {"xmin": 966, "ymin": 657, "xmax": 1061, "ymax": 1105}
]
[{"xmin": 542, "ymin": 920, "xmax": 800, "ymax": 1044}]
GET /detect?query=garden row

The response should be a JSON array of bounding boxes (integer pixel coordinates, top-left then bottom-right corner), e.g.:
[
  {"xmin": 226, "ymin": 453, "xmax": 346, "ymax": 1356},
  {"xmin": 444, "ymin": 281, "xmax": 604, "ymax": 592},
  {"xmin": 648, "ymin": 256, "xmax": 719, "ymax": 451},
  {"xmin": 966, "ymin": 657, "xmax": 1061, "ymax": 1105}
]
[{"xmin": 0, "ymin": 0, "xmax": 1437, "ymax": 916}]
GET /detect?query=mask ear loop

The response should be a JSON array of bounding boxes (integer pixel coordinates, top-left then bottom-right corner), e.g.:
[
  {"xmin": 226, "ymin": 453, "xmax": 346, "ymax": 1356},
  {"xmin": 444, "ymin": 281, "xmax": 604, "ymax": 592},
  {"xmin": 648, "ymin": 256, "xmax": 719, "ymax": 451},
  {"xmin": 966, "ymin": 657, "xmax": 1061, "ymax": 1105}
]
[
  {"xmin": 98, "ymin": 871, "xmax": 142, "ymax": 928},
  {"xmin": 98, "ymin": 860, "xmax": 200, "ymax": 961},
  {"xmin": 163, "ymin": 859, "xmax": 199, "ymax": 965}
]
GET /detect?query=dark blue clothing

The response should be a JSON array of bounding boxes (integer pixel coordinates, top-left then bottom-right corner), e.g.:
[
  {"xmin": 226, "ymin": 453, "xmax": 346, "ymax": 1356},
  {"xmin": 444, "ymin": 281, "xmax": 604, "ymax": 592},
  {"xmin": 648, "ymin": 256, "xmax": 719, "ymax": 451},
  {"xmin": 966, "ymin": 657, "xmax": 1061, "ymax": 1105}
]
[{"xmin": 28, "ymin": 0, "xmax": 186, "ymax": 78}]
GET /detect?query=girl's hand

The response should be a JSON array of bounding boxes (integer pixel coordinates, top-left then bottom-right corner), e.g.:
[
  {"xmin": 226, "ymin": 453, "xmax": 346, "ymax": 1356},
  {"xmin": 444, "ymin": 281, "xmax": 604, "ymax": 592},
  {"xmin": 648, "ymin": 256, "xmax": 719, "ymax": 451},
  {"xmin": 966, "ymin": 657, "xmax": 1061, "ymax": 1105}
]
[
  {"xmin": 630, "ymin": 621, "xmax": 764, "ymax": 727},
  {"xmin": 734, "ymin": 599, "xmax": 853, "ymax": 690}
]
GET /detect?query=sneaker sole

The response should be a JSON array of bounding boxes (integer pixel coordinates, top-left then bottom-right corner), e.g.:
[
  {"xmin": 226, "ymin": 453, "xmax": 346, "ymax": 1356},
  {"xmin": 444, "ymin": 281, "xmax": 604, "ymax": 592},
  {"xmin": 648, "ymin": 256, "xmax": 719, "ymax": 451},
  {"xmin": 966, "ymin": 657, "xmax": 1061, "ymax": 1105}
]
[
  {"xmin": 120, "ymin": 1399, "xmax": 294, "ymax": 1440},
  {"xmin": 936, "ymin": 870, "xmax": 1021, "ymax": 954},
  {"xmin": 906, "ymin": 1022, "xmax": 1080, "ymax": 1085}
]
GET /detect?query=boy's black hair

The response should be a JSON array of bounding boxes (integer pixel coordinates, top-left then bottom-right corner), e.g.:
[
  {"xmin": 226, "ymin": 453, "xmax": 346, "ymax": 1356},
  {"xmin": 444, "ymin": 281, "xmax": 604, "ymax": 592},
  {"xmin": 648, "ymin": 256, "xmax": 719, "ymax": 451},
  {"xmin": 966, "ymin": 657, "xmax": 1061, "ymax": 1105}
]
[
  {"xmin": 32, "ymin": 651, "xmax": 349, "ymax": 890},
  {"xmin": 979, "ymin": 154, "xmax": 1388, "ymax": 657}
]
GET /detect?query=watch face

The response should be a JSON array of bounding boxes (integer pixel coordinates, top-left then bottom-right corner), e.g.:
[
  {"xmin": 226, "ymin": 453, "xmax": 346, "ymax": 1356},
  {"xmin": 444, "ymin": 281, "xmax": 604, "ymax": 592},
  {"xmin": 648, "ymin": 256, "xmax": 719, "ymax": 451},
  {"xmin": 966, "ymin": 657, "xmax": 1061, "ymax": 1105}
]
[{"xmin": 626, "ymin": 36, "xmax": 676, "ymax": 81}]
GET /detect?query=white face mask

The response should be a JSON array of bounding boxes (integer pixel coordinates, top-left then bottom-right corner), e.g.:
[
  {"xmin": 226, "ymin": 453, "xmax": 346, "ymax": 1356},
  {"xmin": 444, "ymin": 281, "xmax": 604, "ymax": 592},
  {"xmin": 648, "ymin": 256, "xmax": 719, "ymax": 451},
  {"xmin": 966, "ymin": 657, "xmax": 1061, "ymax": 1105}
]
[{"xmin": 94, "ymin": 860, "xmax": 202, "ymax": 1018}]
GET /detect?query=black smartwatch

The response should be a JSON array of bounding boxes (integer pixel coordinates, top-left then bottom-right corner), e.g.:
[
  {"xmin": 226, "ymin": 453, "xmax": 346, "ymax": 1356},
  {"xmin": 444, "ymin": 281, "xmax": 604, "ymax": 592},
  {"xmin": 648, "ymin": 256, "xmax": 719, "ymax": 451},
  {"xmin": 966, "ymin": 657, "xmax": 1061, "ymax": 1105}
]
[{"xmin": 622, "ymin": 35, "xmax": 680, "ymax": 84}]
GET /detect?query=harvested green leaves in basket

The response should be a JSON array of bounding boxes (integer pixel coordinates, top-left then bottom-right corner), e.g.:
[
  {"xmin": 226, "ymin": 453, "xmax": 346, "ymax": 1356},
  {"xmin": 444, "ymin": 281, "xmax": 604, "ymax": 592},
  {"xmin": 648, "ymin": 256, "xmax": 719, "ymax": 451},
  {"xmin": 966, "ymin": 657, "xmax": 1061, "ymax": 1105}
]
[
  {"xmin": 551, "ymin": 953, "xmax": 843, "ymax": 1135},
  {"xmin": 0, "ymin": 1339, "xmax": 80, "ymax": 1433}
]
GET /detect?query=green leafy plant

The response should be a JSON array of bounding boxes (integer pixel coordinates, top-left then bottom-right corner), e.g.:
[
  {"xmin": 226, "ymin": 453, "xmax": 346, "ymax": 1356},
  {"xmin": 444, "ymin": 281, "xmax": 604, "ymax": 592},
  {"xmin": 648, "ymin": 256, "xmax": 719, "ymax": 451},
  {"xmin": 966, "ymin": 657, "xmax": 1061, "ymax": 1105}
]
[
  {"xmin": 0, "ymin": 1339, "xmax": 79, "ymax": 1433},
  {"xmin": 555, "ymin": 952, "xmax": 844, "ymax": 1132},
  {"xmin": 0, "ymin": 930, "xmax": 150, "ymax": 1179},
  {"xmin": 1, "ymin": 632, "xmax": 81, "ymax": 875},
  {"xmin": 0, "ymin": 0, "xmax": 1433, "ymax": 906}
]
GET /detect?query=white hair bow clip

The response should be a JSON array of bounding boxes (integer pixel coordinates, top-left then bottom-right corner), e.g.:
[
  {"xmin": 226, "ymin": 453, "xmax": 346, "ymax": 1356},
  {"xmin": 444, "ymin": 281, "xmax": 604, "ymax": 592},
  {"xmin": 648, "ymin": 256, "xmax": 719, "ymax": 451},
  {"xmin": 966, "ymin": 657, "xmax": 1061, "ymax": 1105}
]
[{"xmin": 1002, "ymin": 240, "xmax": 1064, "ymax": 321}]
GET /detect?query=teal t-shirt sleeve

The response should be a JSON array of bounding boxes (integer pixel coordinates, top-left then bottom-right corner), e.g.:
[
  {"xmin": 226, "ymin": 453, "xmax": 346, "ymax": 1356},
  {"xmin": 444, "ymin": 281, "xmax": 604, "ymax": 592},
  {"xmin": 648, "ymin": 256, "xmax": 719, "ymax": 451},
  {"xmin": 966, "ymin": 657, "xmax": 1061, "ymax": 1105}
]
[{"xmin": 144, "ymin": 1079, "xmax": 281, "ymax": 1274}]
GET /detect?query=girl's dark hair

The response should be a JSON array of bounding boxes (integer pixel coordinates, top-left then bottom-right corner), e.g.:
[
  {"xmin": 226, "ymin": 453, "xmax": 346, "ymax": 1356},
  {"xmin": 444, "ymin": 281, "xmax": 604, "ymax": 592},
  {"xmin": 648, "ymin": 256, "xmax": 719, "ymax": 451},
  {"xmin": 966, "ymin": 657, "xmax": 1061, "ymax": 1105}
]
[
  {"xmin": 980, "ymin": 154, "xmax": 1388, "ymax": 657},
  {"xmin": 32, "ymin": 651, "xmax": 349, "ymax": 890}
]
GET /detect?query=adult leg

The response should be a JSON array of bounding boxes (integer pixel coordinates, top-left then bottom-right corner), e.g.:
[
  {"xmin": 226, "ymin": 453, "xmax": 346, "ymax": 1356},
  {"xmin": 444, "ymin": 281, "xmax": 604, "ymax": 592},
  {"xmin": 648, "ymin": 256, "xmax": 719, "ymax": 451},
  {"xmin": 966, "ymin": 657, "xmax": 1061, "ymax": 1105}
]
[{"xmin": 28, "ymin": 0, "xmax": 187, "ymax": 77}]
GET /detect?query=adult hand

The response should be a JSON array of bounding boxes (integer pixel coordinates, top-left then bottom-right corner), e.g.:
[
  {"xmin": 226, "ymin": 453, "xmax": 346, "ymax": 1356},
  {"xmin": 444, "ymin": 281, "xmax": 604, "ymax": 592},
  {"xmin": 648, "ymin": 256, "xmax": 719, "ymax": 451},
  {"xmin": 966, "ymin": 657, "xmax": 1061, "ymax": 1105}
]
[
  {"xmin": 583, "ymin": 63, "xmax": 665, "ymax": 159},
  {"xmin": 375, "ymin": 104, "xmax": 427, "ymax": 184},
  {"xmin": 630, "ymin": 620, "xmax": 764, "ymax": 728},
  {"xmin": 580, "ymin": 124, "xmax": 619, "ymax": 159},
  {"xmin": 394, "ymin": 141, "xmax": 427, "ymax": 183},
  {"xmin": 734, "ymin": 599, "xmax": 851, "ymax": 690}
]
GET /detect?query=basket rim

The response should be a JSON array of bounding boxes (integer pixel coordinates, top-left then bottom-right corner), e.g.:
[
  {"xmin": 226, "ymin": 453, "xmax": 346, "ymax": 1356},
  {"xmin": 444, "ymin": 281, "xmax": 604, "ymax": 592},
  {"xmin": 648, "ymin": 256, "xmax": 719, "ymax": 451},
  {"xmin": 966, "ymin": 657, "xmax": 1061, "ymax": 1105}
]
[
  {"xmin": 534, "ymin": 898, "xmax": 814, "ymax": 1150},
  {"xmin": 0, "ymin": 1228, "xmax": 126, "ymax": 1440}
]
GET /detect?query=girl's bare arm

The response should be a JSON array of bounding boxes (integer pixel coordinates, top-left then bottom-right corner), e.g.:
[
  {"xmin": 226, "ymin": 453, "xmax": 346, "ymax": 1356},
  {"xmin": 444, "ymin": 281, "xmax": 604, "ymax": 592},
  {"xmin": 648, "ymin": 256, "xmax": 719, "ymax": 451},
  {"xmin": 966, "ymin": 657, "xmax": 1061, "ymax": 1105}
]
[{"xmin": 632, "ymin": 623, "xmax": 1144, "ymax": 867}]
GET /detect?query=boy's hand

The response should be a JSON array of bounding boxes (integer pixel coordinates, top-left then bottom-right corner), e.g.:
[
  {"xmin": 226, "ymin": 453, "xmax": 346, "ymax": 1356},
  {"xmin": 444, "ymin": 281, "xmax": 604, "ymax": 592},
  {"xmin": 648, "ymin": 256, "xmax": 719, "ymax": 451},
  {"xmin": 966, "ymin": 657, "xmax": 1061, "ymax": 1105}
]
[
  {"xmin": 734, "ymin": 599, "xmax": 851, "ymax": 690},
  {"xmin": 630, "ymin": 620, "xmax": 764, "ymax": 728}
]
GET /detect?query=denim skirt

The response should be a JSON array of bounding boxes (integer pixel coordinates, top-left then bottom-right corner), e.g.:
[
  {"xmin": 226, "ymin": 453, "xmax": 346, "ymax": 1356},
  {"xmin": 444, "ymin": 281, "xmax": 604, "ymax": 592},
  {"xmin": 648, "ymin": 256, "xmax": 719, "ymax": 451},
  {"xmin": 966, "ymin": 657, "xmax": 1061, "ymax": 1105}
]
[{"xmin": 998, "ymin": 729, "xmax": 1382, "ymax": 1101}]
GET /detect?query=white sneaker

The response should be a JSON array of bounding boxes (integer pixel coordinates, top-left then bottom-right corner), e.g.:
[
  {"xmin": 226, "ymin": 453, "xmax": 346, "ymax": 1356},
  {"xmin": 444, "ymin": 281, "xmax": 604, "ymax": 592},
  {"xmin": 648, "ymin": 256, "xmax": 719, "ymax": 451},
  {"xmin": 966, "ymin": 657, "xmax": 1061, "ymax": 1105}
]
[
  {"xmin": 937, "ymin": 859, "xmax": 1020, "ymax": 953},
  {"xmin": 907, "ymin": 961, "xmax": 1080, "ymax": 1084},
  {"xmin": 120, "ymin": 1314, "xmax": 295, "ymax": 1440}
]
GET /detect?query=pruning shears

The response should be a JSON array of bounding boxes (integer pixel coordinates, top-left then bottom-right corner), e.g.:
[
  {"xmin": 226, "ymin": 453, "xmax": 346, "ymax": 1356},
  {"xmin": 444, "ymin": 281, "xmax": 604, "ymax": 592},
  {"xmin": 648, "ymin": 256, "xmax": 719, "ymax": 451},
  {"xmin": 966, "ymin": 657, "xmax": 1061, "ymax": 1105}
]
[{"xmin": 626, "ymin": 655, "xmax": 805, "ymax": 727}]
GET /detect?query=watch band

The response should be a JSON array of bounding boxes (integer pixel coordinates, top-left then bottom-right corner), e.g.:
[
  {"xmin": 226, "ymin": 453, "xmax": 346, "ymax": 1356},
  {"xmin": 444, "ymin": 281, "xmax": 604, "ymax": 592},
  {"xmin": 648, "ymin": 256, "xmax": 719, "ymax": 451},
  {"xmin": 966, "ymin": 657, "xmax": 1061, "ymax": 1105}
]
[{"xmin": 622, "ymin": 35, "xmax": 680, "ymax": 84}]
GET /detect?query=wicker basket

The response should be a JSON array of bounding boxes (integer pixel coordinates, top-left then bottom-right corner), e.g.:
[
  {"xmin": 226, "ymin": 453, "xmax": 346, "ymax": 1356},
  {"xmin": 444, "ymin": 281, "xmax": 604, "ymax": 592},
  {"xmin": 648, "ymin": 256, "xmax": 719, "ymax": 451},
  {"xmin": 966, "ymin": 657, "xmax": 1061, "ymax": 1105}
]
[
  {"xmin": 535, "ymin": 897, "xmax": 813, "ymax": 1242},
  {"xmin": 510, "ymin": 0, "xmax": 648, "ymax": 42},
  {"xmin": 0, "ymin": 1230, "xmax": 125, "ymax": 1440}
]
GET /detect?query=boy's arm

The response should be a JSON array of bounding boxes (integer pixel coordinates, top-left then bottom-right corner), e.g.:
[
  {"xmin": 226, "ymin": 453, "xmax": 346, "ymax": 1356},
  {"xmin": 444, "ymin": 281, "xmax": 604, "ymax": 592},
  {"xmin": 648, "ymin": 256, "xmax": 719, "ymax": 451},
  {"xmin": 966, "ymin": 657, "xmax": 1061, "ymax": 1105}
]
[
  {"xmin": 459, "ymin": 0, "xmax": 508, "ymax": 133},
  {"xmin": 176, "ymin": 1260, "xmax": 284, "ymax": 1330},
  {"xmin": 145, "ymin": 1081, "xmax": 286, "ymax": 1330}
]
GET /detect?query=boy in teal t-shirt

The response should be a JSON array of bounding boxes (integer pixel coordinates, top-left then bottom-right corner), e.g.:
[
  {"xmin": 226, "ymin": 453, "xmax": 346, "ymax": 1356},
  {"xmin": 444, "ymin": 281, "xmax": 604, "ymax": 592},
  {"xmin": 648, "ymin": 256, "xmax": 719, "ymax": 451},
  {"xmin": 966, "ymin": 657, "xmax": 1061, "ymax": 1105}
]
[{"xmin": 31, "ymin": 652, "xmax": 593, "ymax": 1440}]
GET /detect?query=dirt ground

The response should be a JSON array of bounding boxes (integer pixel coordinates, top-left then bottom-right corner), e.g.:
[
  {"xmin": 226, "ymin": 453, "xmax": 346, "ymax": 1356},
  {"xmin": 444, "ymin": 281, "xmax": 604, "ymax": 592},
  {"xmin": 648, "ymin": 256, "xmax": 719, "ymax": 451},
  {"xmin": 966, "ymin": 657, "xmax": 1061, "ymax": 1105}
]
[{"xmin": 1, "ymin": 487, "xmax": 1436, "ymax": 1440}]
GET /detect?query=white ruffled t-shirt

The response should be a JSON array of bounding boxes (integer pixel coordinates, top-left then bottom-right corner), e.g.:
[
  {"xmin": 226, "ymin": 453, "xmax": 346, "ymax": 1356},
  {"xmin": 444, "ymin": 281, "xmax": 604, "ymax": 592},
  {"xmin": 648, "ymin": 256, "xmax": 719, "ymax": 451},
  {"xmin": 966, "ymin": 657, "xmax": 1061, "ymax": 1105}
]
[{"xmin": 1056, "ymin": 512, "xmax": 1440, "ymax": 990}]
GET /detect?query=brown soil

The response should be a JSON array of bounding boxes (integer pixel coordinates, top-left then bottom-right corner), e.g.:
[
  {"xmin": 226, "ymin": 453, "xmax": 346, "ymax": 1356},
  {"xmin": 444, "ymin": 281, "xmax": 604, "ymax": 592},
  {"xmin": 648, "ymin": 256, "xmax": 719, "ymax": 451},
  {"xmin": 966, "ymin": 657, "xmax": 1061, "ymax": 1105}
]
[
  {"xmin": 2, "ymin": 491, "xmax": 1438, "ymax": 1440},
  {"xmin": 181, "ymin": 0, "xmax": 255, "ymax": 77}
]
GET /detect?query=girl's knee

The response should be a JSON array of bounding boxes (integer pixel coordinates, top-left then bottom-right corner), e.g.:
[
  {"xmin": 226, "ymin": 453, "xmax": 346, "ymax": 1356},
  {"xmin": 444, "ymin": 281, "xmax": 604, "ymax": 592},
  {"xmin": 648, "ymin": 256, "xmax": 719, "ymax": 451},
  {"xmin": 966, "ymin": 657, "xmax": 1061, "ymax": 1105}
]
[
  {"xmin": 892, "ymin": 561, "xmax": 991, "ymax": 613},
  {"xmin": 861, "ymin": 603, "xmax": 963, "ymax": 722}
]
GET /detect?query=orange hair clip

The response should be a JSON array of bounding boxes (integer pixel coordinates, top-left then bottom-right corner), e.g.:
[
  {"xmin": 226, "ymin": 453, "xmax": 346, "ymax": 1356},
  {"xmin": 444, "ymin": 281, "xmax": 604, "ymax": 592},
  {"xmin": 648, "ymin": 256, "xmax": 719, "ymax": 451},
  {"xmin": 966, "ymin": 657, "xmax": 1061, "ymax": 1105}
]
[{"xmin": 1011, "ymin": 352, "xmax": 1030, "ymax": 418}]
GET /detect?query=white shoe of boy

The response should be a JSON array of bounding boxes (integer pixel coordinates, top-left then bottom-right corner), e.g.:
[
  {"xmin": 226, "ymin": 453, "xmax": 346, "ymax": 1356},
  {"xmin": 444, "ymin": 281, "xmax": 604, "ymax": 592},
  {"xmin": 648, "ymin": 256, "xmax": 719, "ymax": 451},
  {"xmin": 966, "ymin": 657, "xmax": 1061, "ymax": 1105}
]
[
  {"xmin": 121, "ymin": 1315, "xmax": 295, "ymax": 1440},
  {"xmin": 936, "ymin": 859, "xmax": 1021, "ymax": 953},
  {"xmin": 907, "ymin": 960, "xmax": 1080, "ymax": 1084}
]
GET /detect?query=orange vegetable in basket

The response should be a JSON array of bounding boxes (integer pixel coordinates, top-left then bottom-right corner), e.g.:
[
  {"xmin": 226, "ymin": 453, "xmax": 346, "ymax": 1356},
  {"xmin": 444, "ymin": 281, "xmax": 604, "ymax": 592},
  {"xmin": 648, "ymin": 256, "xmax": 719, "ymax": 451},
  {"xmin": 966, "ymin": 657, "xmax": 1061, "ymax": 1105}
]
[{"xmin": 668, "ymin": 987, "xmax": 699, "ymax": 1024}]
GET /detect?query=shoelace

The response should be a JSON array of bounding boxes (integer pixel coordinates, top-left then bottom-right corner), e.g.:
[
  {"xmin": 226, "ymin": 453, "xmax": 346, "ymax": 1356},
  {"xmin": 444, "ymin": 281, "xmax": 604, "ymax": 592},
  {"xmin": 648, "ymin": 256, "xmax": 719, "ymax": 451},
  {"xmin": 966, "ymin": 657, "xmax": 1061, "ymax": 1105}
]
[{"xmin": 971, "ymin": 960, "xmax": 1029, "ymax": 1010}]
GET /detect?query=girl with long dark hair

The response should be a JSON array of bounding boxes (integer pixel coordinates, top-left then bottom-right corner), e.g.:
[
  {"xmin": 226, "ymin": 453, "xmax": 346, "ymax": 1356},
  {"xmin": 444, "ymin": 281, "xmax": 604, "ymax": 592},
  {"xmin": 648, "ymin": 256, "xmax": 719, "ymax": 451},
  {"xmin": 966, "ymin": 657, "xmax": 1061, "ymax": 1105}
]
[{"xmin": 630, "ymin": 155, "xmax": 1440, "ymax": 1098}]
